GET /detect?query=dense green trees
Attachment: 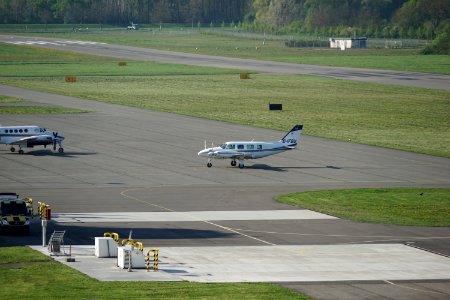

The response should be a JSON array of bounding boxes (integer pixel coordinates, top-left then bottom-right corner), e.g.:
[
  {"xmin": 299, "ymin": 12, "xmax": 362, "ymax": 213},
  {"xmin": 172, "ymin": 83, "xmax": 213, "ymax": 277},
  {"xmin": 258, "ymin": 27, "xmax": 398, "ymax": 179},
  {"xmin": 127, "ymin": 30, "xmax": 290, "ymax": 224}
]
[
  {"xmin": 0, "ymin": 0, "xmax": 252, "ymax": 25},
  {"xmin": 0, "ymin": 0, "xmax": 449, "ymax": 40},
  {"xmin": 251, "ymin": 0, "xmax": 449, "ymax": 39}
]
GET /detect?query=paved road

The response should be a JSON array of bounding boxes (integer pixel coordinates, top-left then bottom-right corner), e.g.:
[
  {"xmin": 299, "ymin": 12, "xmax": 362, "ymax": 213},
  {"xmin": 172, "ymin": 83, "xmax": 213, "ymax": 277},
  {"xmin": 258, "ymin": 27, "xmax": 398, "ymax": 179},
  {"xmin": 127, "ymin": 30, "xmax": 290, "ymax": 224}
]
[
  {"xmin": 1, "ymin": 84, "xmax": 449, "ymax": 299},
  {"xmin": 1, "ymin": 34, "xmax": 450, "ymax": 90}
]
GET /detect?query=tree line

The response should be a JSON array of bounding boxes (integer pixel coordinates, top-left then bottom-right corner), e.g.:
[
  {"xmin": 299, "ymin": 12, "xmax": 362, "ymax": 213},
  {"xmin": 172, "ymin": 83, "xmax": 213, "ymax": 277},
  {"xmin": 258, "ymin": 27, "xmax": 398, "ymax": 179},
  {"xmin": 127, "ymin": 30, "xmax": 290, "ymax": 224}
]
[
  {"xmin": 1, "ymin": 0, "xmax": 252, "ymax": 25},
  {"xmin": 1, "ymin": 0, "xmax": 449, "ymax": 40}
]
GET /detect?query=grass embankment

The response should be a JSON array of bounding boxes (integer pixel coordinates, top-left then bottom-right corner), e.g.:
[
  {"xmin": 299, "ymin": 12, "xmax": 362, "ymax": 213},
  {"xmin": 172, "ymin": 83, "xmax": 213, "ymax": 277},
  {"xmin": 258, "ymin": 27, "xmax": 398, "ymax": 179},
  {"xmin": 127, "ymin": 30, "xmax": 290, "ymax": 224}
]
[
  {"xmin": 276, "ymin": 188, "xmax": 450, "ymax": 226},
  {"xmin": 0, "ymin": 247, "xmax": 307, "ymax": 300},
  {"xmin": 7, "ymin": 29, "xmax": 450, "ymax": 74},
  {"xmin": 0, "ymin": 95, "xmax": 86, "ymax": 114}
]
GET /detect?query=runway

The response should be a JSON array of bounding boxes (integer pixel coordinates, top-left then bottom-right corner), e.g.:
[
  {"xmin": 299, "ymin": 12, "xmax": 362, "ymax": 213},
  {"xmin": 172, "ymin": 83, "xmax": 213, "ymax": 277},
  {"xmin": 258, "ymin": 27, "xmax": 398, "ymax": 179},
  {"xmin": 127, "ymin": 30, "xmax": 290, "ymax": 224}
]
[
  {"xmin": 1, "ymin": 34, "xmax": 449, "ymax": 90},
  {"xmin": 1, "ymin": 36, "xmax": 450, "ymax": 299}
]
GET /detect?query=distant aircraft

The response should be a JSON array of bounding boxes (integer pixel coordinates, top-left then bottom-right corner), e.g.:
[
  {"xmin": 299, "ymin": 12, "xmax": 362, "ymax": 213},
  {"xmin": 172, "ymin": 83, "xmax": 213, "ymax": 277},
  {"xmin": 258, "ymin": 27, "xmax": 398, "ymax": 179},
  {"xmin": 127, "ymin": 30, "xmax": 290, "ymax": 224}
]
[
  {"xmin": 127, "ymin": 22, "xmax": 139, "ymax": 30},
  {"xmin": 0, "ymin": 125, "xmax": 65, "ymax": 154},
  {"xmin": 198, "ymin": 124, "xmax": 303, "ymax": 168}
]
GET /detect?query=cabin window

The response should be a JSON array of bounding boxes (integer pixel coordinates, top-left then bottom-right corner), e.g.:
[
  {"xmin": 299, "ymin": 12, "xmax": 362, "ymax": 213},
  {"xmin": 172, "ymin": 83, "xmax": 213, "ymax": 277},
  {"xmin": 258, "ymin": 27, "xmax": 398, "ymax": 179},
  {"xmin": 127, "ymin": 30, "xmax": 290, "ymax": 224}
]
[
  {"xmin": 237, "ymin": 145, "xmax": 244, "ymax": 150},
  {"xmin": 226, "ymin": 144, "xmax": 235, "ymax": 150},
  {"xmin": 246, "ymin": 145, "xmax": 254, "ymax": 150},
  {"xmin": 4, "ymin": 130, "xmax": 7, "ymax": 133},
  {"xmin": 24, "ymin": 129, "xmax": 28, "ymax": 133},
  {"xmin": 19, "ymin": 129, "xmax": 23, "ymax": 133},
  {"xmin": 14, "ymin": 129, "xmax": 18, "ymax": 133},
  {"xmin": 257, "ymin": 145, "xmax": 263, "ymax": 150}
]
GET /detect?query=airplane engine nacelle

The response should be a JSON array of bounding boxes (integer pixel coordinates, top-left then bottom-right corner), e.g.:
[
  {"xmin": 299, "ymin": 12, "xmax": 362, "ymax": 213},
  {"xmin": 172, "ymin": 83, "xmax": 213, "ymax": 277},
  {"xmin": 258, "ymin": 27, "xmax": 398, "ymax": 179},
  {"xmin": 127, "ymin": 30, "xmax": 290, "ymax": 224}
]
[{"xmin": 213, "ymin": 150, "xmax": 237, "ymax": 158}]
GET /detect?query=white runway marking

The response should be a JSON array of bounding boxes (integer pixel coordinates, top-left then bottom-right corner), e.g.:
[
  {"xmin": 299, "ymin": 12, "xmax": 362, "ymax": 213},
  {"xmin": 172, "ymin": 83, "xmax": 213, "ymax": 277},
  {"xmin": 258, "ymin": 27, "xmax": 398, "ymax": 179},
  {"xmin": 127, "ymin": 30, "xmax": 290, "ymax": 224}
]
[
  {"xmin": 5, "ymin": 40, "xmax": 106, "ymax": 46},
  {"xmin": 52, "ymin": 210, "xmax": 338, "ymax": 223}
]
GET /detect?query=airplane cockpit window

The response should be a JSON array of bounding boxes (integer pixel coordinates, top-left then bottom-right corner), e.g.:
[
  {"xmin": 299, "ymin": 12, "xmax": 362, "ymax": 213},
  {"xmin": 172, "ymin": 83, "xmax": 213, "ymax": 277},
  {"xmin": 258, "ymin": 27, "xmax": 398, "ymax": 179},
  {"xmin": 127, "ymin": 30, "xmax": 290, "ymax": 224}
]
[
  {"xmin": 219, "ymin": 144, "xmax": 226, "ymax": 149},
  {"xmin": 257, "ymin": 145, "xmax": 263, "ymax": 150},
  {"xmin": 237, "ymin": 145, "xmax": 244, "ymax": 150},
  {"xmin": 226, "ymin": 144, "xmax": 236, "ymax": 150}
]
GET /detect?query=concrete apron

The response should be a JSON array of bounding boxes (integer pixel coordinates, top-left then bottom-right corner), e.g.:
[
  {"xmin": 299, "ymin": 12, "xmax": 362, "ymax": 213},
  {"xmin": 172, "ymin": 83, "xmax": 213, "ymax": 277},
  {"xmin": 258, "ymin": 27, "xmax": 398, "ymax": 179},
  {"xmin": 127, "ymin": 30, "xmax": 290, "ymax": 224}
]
[{"xmin": 30, "ymin": 244, "xmax": 450, "ymax": 283}]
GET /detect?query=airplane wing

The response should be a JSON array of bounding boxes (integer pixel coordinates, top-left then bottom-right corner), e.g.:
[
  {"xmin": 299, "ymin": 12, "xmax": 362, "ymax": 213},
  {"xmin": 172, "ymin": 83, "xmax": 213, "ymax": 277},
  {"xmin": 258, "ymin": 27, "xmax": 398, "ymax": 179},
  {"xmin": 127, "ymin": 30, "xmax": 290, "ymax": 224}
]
[{"xmin": 7, "ymin": 135, "xmax": 49, "ymax": 145}]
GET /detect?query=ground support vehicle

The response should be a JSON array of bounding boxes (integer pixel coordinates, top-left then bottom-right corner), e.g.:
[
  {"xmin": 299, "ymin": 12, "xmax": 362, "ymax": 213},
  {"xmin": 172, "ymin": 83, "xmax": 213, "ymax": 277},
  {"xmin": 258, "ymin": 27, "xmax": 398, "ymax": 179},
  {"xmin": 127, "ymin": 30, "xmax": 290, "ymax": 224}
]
[{"xmin": 0, "ymin": 193, "xmax": 32, "ymax": 235}]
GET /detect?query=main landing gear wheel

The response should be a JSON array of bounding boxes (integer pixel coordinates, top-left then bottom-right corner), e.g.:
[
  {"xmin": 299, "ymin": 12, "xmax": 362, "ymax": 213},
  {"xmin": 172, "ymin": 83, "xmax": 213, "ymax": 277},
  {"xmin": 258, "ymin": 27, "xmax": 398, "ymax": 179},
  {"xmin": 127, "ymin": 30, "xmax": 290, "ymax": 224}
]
[
  {"xmin": 207, "ymin": 162, "xmax": 212, "ymax": 168},
  {"xmin": 231, "ymin": 160, "xmax": 237, "ymax": 167},
  {"xmin": 18, "ymin": 149, "xmax": 24, "ymax": 154},
  {"xmin": 10, "ymin": 147, "xmax": 15, "ymax": 153},
  {"xmin": 58, "ymin": 147, "xmax": 64, "ymax": 153},
  {"xmin": 238, "ymin": 159, "xmax": 245, "ymax": 169}
]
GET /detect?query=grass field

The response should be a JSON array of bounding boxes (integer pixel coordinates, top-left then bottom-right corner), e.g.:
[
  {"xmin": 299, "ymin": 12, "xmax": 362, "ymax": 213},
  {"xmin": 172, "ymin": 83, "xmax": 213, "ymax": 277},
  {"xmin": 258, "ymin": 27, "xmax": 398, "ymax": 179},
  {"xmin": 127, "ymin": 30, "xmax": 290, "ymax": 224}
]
[
  {"xmin": 276, "ymin": 188, "xmax": 450, "ymax": 226},
  {"xmin": 0, "ymin": 106, "xmax": 87, "ymax": 114},
  {"xmin": 0, "ymin": 247, "xmax": 308, "ymax": 300},
  {"xmin": 0, "ymin": 95, "xmax": 23, "ymax": 103},
  {"xmin": 0, "ymin": 41, "xmax": 449, "ymax": 157},
  {"xmin": 0, "ymin": 95, "xmax": 87, "ymax": 114},
  {"xmin": 1, "ymin": 73, "xmax": 449, "ymax": 157},
  {"xmin": 0, "ymin": 43, "xmax": 242, "ymax": 77},
  {"xmin": 5, "ymin": 29, "xmax": 450, "ymax": 74}
]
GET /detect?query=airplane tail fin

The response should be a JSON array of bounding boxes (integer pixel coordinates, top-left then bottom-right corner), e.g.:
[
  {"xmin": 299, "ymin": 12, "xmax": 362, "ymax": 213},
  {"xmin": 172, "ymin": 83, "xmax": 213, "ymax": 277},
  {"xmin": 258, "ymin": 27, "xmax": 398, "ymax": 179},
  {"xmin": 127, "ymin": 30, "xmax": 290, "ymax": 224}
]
[{"xmin": 279, "ymin": 124, "xmax": 303, "ymax": 148}]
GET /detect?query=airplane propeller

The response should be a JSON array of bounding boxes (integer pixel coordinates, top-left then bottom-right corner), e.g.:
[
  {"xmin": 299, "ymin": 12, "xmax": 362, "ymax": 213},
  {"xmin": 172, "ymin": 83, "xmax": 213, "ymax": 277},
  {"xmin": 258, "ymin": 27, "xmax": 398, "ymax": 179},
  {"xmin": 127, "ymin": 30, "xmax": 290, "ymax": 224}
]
[{"xmin": 204, "ymin": 140, "xmax": 214, "ymax": 149}]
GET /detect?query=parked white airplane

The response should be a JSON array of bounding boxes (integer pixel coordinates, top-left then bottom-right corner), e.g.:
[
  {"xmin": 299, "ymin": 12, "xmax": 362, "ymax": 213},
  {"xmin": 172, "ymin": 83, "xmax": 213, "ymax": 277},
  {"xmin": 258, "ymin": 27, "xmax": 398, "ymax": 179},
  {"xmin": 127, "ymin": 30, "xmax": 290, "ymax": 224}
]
[
  {"xmin": 0, "ymin": 125, "xmax": 64, "ymax": 154},
  {"xmin": 198, "ymin": 124, "xmax": 303, "ymax": 168}
]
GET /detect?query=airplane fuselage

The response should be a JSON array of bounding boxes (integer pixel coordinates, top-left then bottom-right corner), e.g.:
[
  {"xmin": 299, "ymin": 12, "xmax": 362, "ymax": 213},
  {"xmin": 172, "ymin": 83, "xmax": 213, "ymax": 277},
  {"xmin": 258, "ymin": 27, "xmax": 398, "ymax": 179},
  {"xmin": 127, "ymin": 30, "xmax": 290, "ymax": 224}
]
[
  {"xmin": 201, "ymin": 141, "xmax": 294, "ymax": 160},
  {"xmin": 198, "ymin": 124, "xmax": 302, "ymax": 168},
  {"xmin": 1, "ymin": 126, "xmax": 48, "ymax": 145},
  {"xmin": 0, "ymin": 125, "xmax": 65, "ymax": 154}
]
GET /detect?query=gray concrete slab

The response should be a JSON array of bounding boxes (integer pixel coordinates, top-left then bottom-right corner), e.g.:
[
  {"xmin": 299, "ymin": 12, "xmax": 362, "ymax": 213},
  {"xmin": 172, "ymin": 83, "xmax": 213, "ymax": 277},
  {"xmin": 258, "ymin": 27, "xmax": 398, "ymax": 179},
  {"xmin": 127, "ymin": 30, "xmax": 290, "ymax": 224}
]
[
  {"xmin": 52, "ymin": 210, "xmax": 338, "ymax": 223},
  {"xmin": 30, "ymin": 245, "xmax": 179, "ymax": 282},
  {"xmin": 1, "ymin": 35, "xmax": 449, "ymax": 90},
  {"xmin": 30, "ymin": 244, "xmax": 450, "ymax": 283}
]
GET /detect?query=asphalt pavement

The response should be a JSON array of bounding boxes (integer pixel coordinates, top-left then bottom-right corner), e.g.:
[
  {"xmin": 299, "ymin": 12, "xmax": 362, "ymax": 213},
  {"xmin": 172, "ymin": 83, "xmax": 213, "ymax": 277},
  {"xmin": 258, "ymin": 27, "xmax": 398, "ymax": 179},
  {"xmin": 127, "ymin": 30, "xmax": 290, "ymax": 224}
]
[{"xmin": 0, "ymin": 37, "xmax": 450, "ymax": 299}]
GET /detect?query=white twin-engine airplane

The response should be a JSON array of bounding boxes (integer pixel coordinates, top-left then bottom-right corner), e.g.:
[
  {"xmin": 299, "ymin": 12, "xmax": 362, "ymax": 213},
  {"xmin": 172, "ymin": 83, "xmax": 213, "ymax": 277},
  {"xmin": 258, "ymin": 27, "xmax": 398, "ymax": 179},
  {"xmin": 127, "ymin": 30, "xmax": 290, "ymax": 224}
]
[
  {"xmin": 0, "ymin": 125, "xmax": 65, "ymax": 154},
  {"xmin": 198, "ymin": 124, "xmax": 303, "ymax": 168}
]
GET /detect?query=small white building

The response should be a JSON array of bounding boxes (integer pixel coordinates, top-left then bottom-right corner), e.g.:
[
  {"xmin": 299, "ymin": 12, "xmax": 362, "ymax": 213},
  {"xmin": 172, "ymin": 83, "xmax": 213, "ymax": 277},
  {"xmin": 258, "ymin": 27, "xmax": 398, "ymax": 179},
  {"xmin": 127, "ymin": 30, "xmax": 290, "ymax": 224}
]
[{"xmin": 329, "ymin": 37, "xmax": 367, "ymax": 49}]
